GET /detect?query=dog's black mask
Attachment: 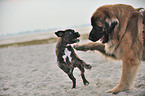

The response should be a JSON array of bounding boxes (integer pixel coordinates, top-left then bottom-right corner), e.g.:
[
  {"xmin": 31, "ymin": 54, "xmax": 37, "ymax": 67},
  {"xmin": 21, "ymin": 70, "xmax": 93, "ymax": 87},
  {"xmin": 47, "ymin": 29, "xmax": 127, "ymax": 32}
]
[
  {"xmin": 55, "ymin": 29, "xmax": 80, "ymax": 44},
  {"xmin": 89, "ymin": 17, "xmax": 118, "ymax": 43},
  {"xmin": 89, "ymin": 24, "xmax": 106, "ymax": 42}
]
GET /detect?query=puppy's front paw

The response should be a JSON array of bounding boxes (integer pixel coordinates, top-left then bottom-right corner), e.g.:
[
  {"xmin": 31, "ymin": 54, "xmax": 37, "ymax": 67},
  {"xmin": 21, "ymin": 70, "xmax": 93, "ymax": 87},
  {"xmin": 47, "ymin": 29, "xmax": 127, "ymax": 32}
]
[{"xmin": 85, "ymin": 64, "xmax": 92, "ymax": 69}]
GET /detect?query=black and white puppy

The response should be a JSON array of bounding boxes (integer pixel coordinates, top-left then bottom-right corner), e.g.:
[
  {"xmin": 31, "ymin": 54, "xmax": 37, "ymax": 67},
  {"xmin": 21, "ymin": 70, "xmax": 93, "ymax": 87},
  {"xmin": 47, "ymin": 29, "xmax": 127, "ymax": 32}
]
[{"xmin": 55, "ymin": 29, "xmax": 92, "ymax": 88}]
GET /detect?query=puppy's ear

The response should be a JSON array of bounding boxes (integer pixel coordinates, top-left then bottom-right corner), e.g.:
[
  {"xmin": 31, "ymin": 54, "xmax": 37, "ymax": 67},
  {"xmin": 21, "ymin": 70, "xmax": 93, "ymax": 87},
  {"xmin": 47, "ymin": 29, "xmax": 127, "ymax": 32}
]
[{"xmin": 55, "ymin": 31, "xmax": 65, "ymax": 37}]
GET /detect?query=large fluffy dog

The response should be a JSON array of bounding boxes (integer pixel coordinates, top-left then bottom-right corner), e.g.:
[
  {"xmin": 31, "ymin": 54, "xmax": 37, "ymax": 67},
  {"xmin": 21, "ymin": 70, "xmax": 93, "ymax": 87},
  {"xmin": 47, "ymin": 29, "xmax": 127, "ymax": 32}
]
[{"xmin": 74, "ymin": 4, "xmax": 144, "ymax": 94}]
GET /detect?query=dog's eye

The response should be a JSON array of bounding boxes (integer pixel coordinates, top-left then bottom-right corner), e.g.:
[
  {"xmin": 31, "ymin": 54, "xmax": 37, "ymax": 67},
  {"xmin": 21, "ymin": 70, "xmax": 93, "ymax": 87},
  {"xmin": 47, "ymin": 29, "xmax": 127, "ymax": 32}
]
[
  {"xmin": 95, "ymin": 25, "xmax": 102, "ymax": 29},
  {"xmin": 98, "ymin": 25, "xmax": 102, "ymax": 28},
  {"xmin": 96, "ymin": 22, "xmax": 103, "ymax": 27}
]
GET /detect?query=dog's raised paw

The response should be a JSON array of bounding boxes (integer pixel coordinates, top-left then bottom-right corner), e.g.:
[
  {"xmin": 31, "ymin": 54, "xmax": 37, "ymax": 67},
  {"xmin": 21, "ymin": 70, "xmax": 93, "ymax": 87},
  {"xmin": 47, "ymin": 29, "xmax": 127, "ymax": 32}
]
[
  {"xmin": 73, "ymin": 45, "xmax": 86, "ymax": 51},
  {"xmin": 73, "ymin": 45, "xmax": 80, "ymax": 49}
]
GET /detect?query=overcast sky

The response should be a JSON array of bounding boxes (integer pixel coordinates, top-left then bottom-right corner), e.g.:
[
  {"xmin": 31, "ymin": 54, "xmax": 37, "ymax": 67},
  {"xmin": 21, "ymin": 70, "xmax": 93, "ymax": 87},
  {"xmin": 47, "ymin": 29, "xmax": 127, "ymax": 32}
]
[{"xmin": 0, "ymin": 0, "xmax": 145, "ymax": 36}]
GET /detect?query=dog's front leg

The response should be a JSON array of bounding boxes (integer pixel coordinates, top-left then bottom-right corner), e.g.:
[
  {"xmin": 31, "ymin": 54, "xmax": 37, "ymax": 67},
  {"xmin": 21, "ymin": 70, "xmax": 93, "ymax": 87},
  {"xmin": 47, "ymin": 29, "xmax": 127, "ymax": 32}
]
[
  {"xmin": 107, "ymin": 57, "xmax": 141, "ymax": 94},
  {"xmin": 73, "ymin": 42, "xmax": 104, "ymax": 51},
  {"xmin": 74, "ymin": 42, "xmax": 117, "ymax": 59}
]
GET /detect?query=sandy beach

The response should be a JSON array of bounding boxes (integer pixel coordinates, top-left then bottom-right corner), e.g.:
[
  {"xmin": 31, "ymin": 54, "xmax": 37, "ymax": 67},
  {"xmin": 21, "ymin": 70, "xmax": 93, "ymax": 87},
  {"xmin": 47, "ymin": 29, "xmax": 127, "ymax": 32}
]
[
  {"xmin": 0, "ymin": 0, "xmax": 145, "ymax": 95},
  {"xmin": 0, "ymin": 39, "xmax": 145, "ymax": 96}
]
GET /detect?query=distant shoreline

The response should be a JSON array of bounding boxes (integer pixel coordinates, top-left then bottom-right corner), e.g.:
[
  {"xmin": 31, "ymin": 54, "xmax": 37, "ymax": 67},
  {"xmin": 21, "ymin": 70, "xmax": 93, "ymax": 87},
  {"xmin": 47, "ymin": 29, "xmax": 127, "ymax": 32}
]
[
  {"xmin": 0, "ymin": 24, "xmax": 90, "ymax": 38},
  {"xmin": 0, "ymin": 26, "xmax": 91, "ymax": 48},
  {"xmin": 0, "ymin": 34, "xmax": 88, "ymax": 48}
]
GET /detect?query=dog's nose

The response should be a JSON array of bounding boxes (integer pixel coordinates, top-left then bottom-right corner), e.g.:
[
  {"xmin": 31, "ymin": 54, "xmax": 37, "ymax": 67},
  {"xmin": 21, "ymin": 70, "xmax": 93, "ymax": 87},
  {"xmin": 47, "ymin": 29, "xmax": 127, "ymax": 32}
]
[
  {"xmin": 88, "ymin": 37, "xmax": 93, "ymax": 41},
  {"xmin": 88, "ymin": 37, "xmax": 97, "ymax": 42}
]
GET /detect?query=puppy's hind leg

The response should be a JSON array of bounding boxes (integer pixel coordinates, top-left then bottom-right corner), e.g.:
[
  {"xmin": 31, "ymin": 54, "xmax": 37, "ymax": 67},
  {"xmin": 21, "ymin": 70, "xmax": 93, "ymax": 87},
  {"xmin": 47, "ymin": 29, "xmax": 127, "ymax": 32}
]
[
  {"xmin": 78, "ymin": 65, "xmax": 89, "ymax": 86},
  {"xmin": 58, "ymin": 63, "xmax": 72, "ymax": 74},
  {"xmin": 67, "ymin": 68, "xmax": 76, "ymax": 88},
  {"xmin": 58, "ymin": 63, "xmax": 76, "ymax": 88}
]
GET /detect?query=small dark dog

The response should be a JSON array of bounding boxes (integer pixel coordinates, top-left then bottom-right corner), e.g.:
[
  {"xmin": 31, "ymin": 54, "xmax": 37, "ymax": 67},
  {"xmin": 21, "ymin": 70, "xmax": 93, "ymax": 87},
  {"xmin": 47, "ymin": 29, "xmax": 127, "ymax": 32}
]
[{"xmin": 55, "ymin": 29, "xmax": 92, "ymax": 88}]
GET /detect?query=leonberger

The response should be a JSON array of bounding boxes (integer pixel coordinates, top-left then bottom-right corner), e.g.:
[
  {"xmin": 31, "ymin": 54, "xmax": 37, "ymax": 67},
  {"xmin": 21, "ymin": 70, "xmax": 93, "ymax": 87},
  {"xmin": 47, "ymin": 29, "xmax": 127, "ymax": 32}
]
[{"xmin": 74, "ymin": 4, "xmax": 145, "ymax": 94}]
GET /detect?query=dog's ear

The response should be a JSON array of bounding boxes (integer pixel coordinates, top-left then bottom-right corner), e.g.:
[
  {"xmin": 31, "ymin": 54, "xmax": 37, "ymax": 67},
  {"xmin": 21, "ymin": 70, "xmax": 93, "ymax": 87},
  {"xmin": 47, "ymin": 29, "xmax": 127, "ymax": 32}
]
[
  {"xmin": 109, "ymin": 20, "xmax": 118, "ymax": 31},
  {"xmin": 102, "ymin": 10, "xmax": 119, "ymax": 31},
  {"xmin": 55, "ymin": 31, "xmax": 65, "ymax": 37},
  {"xmin": 107, "ymin": 18, "xmax": 119, "ymax": 32}
]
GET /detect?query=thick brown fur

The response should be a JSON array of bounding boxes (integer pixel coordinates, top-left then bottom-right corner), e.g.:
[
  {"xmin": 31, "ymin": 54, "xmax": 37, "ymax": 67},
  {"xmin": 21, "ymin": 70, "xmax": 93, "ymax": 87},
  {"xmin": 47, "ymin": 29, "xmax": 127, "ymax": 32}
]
[
  {"xmin": 74, "ymin": 4, "xmax": 144, "ymax": 94},
  {"xmin": 136, "ymin": 8, "xmax": 145, "ymax": 60}
]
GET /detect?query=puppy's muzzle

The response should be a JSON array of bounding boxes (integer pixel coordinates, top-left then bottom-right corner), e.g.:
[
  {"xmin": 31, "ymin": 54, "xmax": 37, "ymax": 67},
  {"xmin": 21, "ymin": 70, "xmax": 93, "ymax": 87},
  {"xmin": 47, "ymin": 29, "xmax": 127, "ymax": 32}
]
[{"xmin": 76, "ymin": 32, "xmax": 80, "ymax": 37}]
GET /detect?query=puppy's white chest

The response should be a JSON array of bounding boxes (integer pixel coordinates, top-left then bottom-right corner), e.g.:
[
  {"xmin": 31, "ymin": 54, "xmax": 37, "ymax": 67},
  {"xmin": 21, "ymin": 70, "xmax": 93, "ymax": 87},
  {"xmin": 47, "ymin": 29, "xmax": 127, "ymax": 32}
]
[{"xmin": 63, "ymin": 48, "xmax": 72, "ymax": 62}]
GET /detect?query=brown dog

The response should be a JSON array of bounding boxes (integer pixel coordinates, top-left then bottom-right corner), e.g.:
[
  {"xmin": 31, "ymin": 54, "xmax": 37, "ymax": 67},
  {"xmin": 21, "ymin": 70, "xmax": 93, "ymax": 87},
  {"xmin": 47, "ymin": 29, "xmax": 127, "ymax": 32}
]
[
  {"xmin": 136, "ymin": 8, "xmax": 145, "ymax": 60},
  {"xmin": 74, "ymin": 4, "xmax": 144, "ymax": 94},
  {"xmin": 55, "ymin": 29, "xmax": 91, "ymax": 88}
]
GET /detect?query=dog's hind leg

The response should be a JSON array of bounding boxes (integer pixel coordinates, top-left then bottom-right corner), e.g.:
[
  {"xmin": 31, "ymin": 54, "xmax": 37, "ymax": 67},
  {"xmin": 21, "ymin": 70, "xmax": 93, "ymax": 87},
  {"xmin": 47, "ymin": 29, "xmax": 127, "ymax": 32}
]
[
  {"xmin": 67, "ymin": 68, "xmax": 76, "ymax": 88},
  {"xmin": 78, "ymin": 65, "xmax": 89, "ymax": 86}
]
